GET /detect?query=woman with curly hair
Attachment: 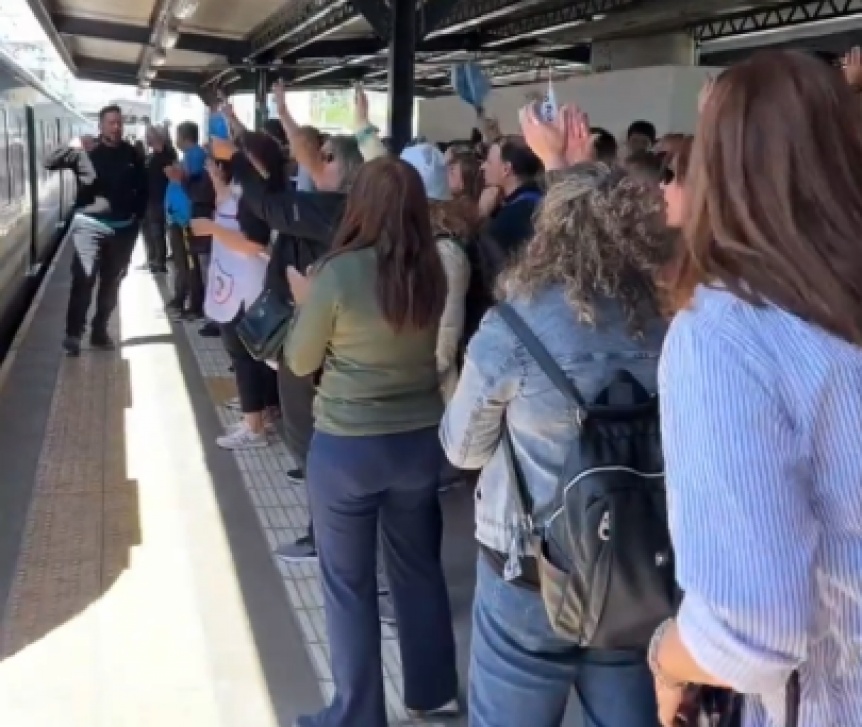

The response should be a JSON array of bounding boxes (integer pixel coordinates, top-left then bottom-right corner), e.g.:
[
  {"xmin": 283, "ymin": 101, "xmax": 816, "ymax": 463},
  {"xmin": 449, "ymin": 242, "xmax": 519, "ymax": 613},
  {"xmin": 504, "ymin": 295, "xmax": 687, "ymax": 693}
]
[{"xmin": 441, "ymin": 162, "xmax": 674, "ymax": 727}]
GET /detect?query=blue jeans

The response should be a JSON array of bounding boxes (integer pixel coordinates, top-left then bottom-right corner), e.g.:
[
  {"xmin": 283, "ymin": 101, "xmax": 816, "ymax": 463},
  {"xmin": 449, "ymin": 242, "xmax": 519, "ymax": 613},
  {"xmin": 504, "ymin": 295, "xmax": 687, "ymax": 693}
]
[
  {"xmin": 469, "ymin": 554, "xmax": 659, "ymax": 727},
  {"xmin": 299, "ymin": 428, "xmax": 459, "ymax": 727}
]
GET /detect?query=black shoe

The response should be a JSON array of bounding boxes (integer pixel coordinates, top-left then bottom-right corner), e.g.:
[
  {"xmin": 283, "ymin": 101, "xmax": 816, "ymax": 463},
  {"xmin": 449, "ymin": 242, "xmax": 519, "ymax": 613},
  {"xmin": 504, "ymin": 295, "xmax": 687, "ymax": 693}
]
[
  {"xmin": 274, "ymin": 534, "xmax": 317, "ymax": 563},
  {"xmin": 285, "ymin": 468, "xmax": 305, "ymax": 485},
  {"xmin": 181, "ymin": 310, "xmax": 204, "ymax": 321},
  {"xmin": 90, "ymin": 332, "xmax": 115, "ymax": 350},
  {"xmin": 62, "ymin": 335, "xmax": 81, "ymax": 357},
  {"xmin": 198, "ymin": 321, "xmax": 220, "ymax": 337}
]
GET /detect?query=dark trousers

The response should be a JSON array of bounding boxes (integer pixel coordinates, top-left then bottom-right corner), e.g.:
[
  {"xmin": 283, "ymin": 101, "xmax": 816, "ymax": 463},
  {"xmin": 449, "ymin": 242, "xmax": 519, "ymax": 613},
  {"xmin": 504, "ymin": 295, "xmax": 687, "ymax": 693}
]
[
  {"xmin": 142, "ymin": 207, "xmax": 168, "ymax": 268},
  {"xmin": 168, "ymin": 224, "xmax": 206, "ymax": 314},
  {"xmin": 303, "ymin": 427, "xmax": 458, "ymax": 727},
  {"xmin": 277, "ymin": 362, "xmax": 317, "ymax": 538},
  {"xmin": 65, "ymin": 216, "xmax": 139, "ymax": 339},
  {"xmin": 220, "ymin": 315, "xmax": 279, "ymax": 413}
]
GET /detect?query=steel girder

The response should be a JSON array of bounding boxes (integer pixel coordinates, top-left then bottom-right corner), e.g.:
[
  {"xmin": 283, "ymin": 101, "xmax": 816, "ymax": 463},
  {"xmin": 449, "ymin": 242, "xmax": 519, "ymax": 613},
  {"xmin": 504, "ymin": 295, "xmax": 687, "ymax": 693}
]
[
  {"xmin": 692, "ymin": 0, "xmax": 862, "ymax": 43},
  {"xmin": 353, "ymin": 0, "xmax": 392, "ymax": 38},
  {"xmin": 428, "ymin": 0, "xmax": 554, "ymax": 36},
  {"xmin": 75, "ymin": 57, "xmax": 200, "ymax": 90},
  {"xmin": 248, "ymin": 0, "xmax": 355, "ymax": 57},
  {"xmin": 483, "ymin": 0, "xmax": 636, "ymax": 40},
  {"xmin": 51, "ymin": 13, "xmax": 247, "ymax": 58}
]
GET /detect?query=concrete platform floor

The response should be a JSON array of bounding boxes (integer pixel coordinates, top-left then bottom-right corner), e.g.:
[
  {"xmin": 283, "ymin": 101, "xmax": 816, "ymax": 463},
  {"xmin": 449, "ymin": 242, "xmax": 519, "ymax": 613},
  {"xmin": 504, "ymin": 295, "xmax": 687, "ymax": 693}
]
[{"xmin": 0, "ymin": 239, "xmax": 584, "ymax": 727}]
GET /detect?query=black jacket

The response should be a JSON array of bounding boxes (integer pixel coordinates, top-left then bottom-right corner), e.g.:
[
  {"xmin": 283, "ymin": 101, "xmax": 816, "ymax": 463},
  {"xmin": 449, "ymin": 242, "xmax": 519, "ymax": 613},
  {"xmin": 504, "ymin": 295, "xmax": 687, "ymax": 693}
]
[
  {"xmin": 230, "ymin": 152, "xmax": 345, "ymax": 304},
  {"xmin": 47, "ymin": 140, "xmax": 147, "ymax": 223},
  {"xmin": 44, "ymin": 146, "xmax": 110, "ymax": 217}
]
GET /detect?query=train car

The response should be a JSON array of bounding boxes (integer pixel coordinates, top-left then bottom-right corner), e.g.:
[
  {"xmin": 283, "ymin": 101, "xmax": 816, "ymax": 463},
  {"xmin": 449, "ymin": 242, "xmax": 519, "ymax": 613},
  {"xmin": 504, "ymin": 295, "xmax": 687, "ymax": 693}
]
[{"xmin": 0, "ymin": 48, "xmax": 87, "ymax": 357}]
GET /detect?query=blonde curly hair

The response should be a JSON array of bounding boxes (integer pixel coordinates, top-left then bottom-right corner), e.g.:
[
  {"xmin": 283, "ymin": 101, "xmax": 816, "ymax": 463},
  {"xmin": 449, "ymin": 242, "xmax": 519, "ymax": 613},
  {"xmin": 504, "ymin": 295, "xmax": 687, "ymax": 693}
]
[{"xmin": 499, "ymin": 163, "xmax": 673, "ymax": 334}]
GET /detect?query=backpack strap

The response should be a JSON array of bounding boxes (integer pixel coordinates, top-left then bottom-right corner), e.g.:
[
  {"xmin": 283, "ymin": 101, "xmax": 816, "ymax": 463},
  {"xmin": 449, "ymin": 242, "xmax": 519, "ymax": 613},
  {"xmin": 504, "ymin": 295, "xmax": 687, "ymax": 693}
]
[
  {"xmin": 497, "ymin": 303, "xmax": 589, "ymax": 419},
  {"xmin": 496, "ymin": 302, "xmax": 589, "ymax": 535}
]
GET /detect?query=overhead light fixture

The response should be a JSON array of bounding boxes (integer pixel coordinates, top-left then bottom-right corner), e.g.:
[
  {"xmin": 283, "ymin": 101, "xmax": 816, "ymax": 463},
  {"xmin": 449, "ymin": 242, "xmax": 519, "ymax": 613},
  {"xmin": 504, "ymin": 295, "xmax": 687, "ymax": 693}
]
[
  {"xmin": 145, "ymin": 68, "xmax": 157, "ymax": 79},
  {"xmin": 163, "ymin": 24, "xmax": 180, "ymax": 49},
  {"xmin": 152, "ymin": 49, "xmax": 167, "ymax": 66},
  {"xmin": 173, "ymin": 0, "xmax": 199, "ymax": 20}
]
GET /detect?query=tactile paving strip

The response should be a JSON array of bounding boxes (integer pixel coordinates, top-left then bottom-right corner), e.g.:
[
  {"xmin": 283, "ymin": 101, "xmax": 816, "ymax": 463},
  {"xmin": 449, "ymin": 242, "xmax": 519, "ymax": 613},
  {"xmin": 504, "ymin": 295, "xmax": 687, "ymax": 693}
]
[{"xmin": 180, "ymin": 319, "xmax": 444, "ymax": 726}]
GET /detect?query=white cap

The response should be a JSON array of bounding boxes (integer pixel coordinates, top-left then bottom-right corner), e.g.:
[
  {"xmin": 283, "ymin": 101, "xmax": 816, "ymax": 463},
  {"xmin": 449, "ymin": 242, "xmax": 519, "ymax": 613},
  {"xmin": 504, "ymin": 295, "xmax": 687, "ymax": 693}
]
[{"xmin": 400, "ymin": 143, "xmax": 452, "ymax": 201}]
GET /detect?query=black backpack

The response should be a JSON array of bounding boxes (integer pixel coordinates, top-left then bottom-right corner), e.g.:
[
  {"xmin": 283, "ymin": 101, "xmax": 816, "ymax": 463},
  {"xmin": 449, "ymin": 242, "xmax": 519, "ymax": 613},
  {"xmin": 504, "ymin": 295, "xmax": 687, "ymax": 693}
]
[{"xmin": 497, "ymin": 303, "xmax": 676, "ymax": 651}]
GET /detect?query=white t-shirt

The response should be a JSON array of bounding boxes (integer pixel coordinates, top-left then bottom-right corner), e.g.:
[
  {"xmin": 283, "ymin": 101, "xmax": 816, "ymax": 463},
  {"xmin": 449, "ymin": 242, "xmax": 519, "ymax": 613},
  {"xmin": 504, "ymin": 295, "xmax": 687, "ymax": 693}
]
[{"xmin": 204, "ymin": 194, "xmax": 268, "ymax": 324}]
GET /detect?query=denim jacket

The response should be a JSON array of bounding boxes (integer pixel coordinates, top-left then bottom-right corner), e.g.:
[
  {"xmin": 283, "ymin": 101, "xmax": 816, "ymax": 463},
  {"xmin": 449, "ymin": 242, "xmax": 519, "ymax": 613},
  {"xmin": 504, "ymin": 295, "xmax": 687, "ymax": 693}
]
[{"xmin": 440, "ymin": 286, "xmax": 667, "ymax": 559}]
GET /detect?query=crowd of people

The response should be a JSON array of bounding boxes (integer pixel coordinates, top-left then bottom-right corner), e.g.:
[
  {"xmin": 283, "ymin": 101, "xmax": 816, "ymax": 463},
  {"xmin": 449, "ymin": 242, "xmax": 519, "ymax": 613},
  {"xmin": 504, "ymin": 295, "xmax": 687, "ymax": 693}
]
[{"xmin": 46, "ymin": 46, "xmax": 862, "ymax": 727}]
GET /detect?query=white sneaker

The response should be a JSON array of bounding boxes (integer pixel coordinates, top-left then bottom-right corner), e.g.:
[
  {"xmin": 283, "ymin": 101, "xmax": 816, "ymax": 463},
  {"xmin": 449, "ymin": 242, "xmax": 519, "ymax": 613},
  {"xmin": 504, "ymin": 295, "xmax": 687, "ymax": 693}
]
[
  {"xmin": 216, "ymin": 422, "xmax": 268, "ymax": 450},
  {"xmin": 407, "ymin": 699, "xmax": 460, "ymax": 719}
]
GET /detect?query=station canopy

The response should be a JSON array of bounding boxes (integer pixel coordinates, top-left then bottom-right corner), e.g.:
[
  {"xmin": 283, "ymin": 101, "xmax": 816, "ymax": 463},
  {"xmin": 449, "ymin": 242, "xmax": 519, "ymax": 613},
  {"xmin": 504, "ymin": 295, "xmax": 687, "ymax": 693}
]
[{"xmin": 23, "ymin": 0, "xmax": 862, "ymax": 97}]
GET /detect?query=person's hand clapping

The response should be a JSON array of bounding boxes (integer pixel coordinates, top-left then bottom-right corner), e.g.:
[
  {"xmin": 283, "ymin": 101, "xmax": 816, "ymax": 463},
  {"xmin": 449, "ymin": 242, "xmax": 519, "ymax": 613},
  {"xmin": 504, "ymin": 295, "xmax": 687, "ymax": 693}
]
[
  {"xmin": 210, "ymin": 136, "xmax": 236, "ymax": 161},
  {"xmin": 519, "ymin": 102, "xmax": 566, "ymax": 170},
  {"xmin": 844, "ymin": 47, "xmax": 862, "ymax": 90},
  {"xmin": 286, "ymin": 266, "xmax": 311, "ymax": 305},
  {"xmin": 560, "ymin": 104, "xmax": 595, "ymax": 166},
  {"xmin": 272, "ymin": 78, "xmax": 288, "ymax": 112},
  {"xmin": 164, "ymin": 163, "xmax": 183, "ymax": 182},
  {"xmin": 354, "ymin": 83, "xmax": 370, "ymax": 128},
  {"xmin": 190, "ymin": 218, "xmax": 214, "ymax": 236}
]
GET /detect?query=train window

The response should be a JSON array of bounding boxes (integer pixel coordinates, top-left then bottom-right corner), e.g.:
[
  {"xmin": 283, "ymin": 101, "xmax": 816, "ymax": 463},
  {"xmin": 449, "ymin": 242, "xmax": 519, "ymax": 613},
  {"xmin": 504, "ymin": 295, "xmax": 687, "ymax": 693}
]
[
  {"xmin": 10, "ymin": 115, "xmax": 27, "ymax": 202},
  {"xmin": 0, "ymin": 109, "xmax": 9, "ymax": 204}
]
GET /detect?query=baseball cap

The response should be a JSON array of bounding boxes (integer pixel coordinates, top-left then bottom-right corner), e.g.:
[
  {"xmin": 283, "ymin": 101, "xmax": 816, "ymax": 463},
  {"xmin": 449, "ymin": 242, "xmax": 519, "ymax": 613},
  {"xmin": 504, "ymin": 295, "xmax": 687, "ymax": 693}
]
[{"xmin": 400, "ymin": 143, "xmax": 452, "ymax": 201}]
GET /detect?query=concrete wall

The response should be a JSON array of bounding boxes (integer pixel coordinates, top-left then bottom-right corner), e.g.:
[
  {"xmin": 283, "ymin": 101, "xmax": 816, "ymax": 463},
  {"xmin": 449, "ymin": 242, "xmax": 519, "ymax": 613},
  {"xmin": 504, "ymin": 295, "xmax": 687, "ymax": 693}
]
[{"xmin": 416, "ymin": 65, "xmax": 719, "ymax": 143}]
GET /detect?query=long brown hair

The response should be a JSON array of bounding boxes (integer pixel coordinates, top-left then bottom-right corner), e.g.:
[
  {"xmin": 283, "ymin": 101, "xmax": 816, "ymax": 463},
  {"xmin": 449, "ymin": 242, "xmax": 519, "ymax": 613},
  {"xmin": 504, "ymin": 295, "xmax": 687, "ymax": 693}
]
[
  {"xmin": 674, "ymin": 50, "xmax": 862, "ymax": 345},
  {"xmin": 449, "ymin": 149, "xmax": 484, "ymax": 201},
  {"xmin": 429, "ymin": 196, "xmax": 478, "ymax": 243},
  {"xmin": 325, "ymin": 156, "xmax": 447, "ymax": 331}
]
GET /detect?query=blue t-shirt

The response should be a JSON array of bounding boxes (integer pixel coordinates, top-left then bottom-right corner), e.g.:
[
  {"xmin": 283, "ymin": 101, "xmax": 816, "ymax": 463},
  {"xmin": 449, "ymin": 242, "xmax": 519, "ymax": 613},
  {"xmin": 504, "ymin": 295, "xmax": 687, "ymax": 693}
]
[{"xmin": 164, "ymin": 144, "xmax": 207, "ymax": 225}]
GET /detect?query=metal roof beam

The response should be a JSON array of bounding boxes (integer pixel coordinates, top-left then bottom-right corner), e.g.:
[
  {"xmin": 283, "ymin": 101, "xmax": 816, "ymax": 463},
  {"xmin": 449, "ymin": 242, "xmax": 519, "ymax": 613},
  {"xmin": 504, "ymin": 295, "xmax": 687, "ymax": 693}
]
[
  {"xmin": 353, "ymin": 0, "xmax": 391, "ymax": 38},
  {"xmin": 51, "ymin": 13, "xmax": 247, "ymax": 57},
  {"xmin": 426, "ymin": 0, "xmax": 554, "ymax": 37},
  {"xmin": 289, "ymin": 31, "xmax": 493, "ymax": 59},
  {"xmin": 692, "ymin": 0, "xmax": 862, "ymax": 43},
  {"xmin": 540, "ymin": 0, "xmax": 789, "ymax": 44},
  {"xmin": 75, "ymin": 56, "xmax": 199, "ymax": 90},
  {"xmin": 482, "ymin": 0, "xmax": 637, "ymax": 45},
  {"xmin": 248, "ymin": 0, "xmax": 356, "ymax": 58}
]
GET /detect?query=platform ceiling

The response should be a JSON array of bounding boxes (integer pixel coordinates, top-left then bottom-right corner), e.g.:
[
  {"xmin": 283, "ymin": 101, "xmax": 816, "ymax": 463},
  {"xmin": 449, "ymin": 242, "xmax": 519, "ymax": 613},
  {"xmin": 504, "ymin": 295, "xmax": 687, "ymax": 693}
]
[{"xmin": 23, "ymin": 0, "xmax": 862, "ymax": 96}]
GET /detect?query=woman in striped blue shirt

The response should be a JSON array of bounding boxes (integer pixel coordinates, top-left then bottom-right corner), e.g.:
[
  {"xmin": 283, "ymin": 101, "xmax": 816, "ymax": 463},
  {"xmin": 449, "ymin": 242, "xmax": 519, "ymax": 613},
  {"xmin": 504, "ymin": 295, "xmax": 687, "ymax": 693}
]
[{"xmin": 649, "ymin": 50, "xmax": 862, "ymax": 726}]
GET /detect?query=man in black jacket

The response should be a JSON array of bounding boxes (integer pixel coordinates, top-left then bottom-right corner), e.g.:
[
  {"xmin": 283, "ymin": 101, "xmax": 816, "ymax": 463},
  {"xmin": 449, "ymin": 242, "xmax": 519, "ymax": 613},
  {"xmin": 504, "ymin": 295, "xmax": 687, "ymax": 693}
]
[{"xmin": 49, "ymin": 105, "xmax": 147, "ymax": 356}]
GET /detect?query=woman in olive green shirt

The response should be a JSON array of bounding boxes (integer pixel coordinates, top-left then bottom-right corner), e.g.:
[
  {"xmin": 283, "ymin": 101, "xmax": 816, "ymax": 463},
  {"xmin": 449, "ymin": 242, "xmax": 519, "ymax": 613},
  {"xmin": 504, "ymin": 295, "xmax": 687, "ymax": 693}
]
[{"xmin": 285, "ymin": 156, "xmax": 459, "ymax": 727}]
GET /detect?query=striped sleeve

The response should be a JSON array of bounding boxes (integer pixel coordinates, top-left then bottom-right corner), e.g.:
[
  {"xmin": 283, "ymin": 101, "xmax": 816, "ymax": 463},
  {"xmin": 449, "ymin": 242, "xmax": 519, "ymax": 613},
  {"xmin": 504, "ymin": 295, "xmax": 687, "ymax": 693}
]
[{"xmin": 660, "ymin": 313, "xmax": 816, "ymax": 696}]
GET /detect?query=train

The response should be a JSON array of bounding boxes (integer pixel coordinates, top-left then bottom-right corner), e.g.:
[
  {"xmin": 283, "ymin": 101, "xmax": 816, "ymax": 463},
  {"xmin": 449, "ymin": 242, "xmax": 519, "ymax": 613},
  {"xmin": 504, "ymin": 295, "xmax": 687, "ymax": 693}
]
[{"xmin": 0, "ymin": 47, "xmax": 87, "ymax": 359}]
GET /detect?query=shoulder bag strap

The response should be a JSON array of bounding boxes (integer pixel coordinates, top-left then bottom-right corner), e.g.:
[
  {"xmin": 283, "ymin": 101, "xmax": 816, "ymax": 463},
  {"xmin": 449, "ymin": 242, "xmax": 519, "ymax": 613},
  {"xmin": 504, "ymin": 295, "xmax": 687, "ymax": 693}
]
[
  {"xmin": 496, "ymin": 303, "xmax": 589, "ymax": 416},
  {"xmin": 496, "ymin": 302, "xmax": 589, "ymax": 526}
]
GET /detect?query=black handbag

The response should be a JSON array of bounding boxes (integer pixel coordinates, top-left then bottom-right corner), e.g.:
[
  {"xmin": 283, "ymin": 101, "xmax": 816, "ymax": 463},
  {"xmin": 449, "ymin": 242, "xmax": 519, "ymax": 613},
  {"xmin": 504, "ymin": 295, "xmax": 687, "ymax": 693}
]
[
  {"xmin": 675, "ymin": 648, "xmax": 801, "ymax": 727},
  {"xmin": 236, "ymin": 288, "xmax": 294, "ymax": 362}
]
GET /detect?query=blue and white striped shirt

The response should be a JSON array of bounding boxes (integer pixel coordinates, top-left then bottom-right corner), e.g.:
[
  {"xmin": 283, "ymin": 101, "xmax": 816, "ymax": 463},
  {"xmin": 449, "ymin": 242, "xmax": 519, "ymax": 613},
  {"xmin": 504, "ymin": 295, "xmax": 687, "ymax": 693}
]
[{"xmin": 660, "ymin": 285, "xmax": 862, "ymax": 727}]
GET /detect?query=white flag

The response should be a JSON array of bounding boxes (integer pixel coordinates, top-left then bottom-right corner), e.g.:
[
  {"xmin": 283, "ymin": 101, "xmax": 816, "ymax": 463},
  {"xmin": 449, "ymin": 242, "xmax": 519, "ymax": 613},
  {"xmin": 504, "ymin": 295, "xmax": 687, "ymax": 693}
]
[{"xmin": 541, "ymin": 77, "xmax": 558, "ymax": 122}]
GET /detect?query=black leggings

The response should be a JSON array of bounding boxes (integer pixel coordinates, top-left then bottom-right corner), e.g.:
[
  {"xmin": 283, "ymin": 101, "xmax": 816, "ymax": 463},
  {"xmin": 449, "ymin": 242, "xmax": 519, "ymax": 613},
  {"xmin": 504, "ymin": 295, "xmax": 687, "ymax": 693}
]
[{"xmin": 220, "ymin": 315, "xmax": 279, "ymax": 414}]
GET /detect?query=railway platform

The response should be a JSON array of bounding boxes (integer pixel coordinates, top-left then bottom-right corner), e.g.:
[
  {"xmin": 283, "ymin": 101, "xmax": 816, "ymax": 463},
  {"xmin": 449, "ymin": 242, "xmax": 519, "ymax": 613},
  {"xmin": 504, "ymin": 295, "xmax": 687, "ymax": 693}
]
[{"xmin": 0, "ymin": 237, "xmax": 477, "ymax": 727}]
